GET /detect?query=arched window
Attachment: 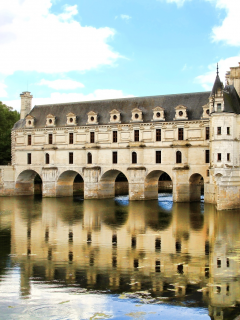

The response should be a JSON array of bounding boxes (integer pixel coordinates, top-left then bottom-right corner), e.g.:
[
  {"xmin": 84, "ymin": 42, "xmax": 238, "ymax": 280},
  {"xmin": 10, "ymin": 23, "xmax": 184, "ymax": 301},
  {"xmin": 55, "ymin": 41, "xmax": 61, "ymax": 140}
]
[
  {"xmin": 87, "ymin": 152, "xmax": 92, "ymax": 164},
  {"xmin": 45, "ymin": 153, "xmax": 50, "ymax": 164},
  {"xmin": 176, "ymin": 151, "xmax": 182, "ymax": 164},
  {"xmin": 132, "ymin": 152, "xmax": 137, "ymax": 164}
]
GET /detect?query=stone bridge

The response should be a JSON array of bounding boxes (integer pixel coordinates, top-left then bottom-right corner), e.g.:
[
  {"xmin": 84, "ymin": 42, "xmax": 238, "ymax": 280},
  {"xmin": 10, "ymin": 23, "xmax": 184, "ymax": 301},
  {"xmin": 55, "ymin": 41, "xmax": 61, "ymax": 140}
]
[{"xmin": 0, "ymin": 163, "xmax": 207, "ymax": 202}]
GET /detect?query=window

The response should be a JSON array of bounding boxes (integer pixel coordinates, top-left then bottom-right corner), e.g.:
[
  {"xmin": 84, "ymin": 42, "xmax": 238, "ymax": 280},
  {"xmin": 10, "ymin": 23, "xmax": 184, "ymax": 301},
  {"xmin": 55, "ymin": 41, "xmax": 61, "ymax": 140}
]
[
  {"xmin": 69, "ymin": 132, "xmax": 73, "ymax": 144},
  {"xmin": 113, "ymin": 131, "xmax": 117, "ymax": 143},
  {"xmin": 87, "ymin": 152, "xmax": 92, "ymax": 164},
  {"xmin": 155, "ymin": 260, "xmax": 161, "ymax": 273},
  {"xmin": 134, "ymin": 259, "xmax": 139, "ymax": 269},
  {"xmin": 217, "ymin": 103, "xmax": 221, "ymax": 112},
  {"xmin": 226, "ymin": 258, "xmax": 230, "ymax": 268},
  {"xmin": 90, "ymin": 132, "xmax": 95, "ymax": 143},
  {"xmin": 69, "ymin": 152, "xmax": 73, "ymax": 164},
  {"xmin": 207, "ymin": 170, "xmax": 209, "ymax": 177},
  {"xmin": 156, "ymin": 129, "xmax": 161, "ymax": 141},
  {"xmin": 134, "ymin": 130, "xmax": 139, "ymax": 142},
  {"xmin": 217, "ymin": 127, "xmax": 221, "ymax": 135},
  {"xmin": 177, "ymin": 264, "xmax": 183, "ymax": 274},
  {"xmin": 132, "ymin": 152, "xmax": 137, "ymax": 164},
  {"xmin": 131, "ymin": 236, "xmax": 136, "ymax": 248},
  {"xmin": 27, "ymin": 153, "xmax": 31, "ymax": 164},
  {"xmin": 45, "ymin": 153, "xmax": 49, "ymax": 164},
  {"xmin": 217, "ymin": 258, "xmax": 221, "ymax": 268},
  {"xmin": 176, "ymin": 241, "xmax": 181, "ymax": 253},
  {"xmin": 205, "ymin": 150, "xmax": 210, "ymax": 163},
  {"xmin": 176, "ymin": 151, "xmax": 182, "ymax": 163},
  {"xmin": 48, "ymin": 133, "xmax": 53, "ymax": 144},
  {"xmin": 227, "ymin": 153, "xmax": 230, "ymax": 161},
  {"xmin": 155, "ymin": 238, "xmax": 161, "ymax": 251},
  {"xmin": 227, "ymin": 127, "xmax": 230, "ymax": 135},
  {"xmin": 156, "ymin": 151, "xmax": 161, "ymax": 164},
  {"xmin": 205, "ymin": 127, "xmax": 209, "ymax": 140},
  {"xmin": 113, "ymin": 151, "xmax": 117, "ymax": 164},
  {"xmin": 178, "ymin": 128, "xmax": 184, "ymax": 140},
  {"xmin": 217, "ymin": 153, "xmax": 221, "ymax": 162},
  {"xmin": 28, "ymin": 135, "xmax": 31, "ymax": 145}
]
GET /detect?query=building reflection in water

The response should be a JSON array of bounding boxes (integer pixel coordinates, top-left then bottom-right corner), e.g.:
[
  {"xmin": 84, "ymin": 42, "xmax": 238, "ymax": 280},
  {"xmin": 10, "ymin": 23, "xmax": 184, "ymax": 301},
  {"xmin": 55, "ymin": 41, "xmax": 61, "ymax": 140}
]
[{"xmin": 1, "ymin": 196, "xmax": 240, "ymax": 319}]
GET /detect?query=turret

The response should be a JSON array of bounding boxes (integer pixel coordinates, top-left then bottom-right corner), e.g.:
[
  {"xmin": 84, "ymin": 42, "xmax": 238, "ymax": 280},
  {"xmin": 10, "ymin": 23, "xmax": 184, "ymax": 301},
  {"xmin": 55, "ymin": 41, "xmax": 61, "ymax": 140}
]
[
  {"xmin": 225, "ymin": 62, "xmax": 240, "ymax": 98},
  {"xmin": 20, "ymin": 91, "xmax": 33, "ymax": 119}
]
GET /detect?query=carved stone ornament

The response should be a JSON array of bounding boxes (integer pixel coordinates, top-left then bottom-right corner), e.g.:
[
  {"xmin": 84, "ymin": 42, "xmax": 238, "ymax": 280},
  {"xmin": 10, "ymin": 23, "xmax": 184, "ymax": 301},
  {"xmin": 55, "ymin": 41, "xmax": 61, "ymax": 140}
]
[
  {"xmin": 131, "ymin": 108, "xmax": 143, "ymax": 122},
  {"xmin": 109, "ymin": 109, "xmax": 121, "ymax": 123},
  {"xmin": 66, "ymin": 112, "xmax": 77, "ymax": 126},
  {"xmin": 152, "ymin": 106, "xmax": 165, "ymax": 121},
  {"xmin": 202, "ymin": 104, "xmax": 210, "ymax": 119},
  {"xmin": 46, "ymin": 114, "xmax": 56, "ymax": 127},
  {"xmin": 25, "ymin": 115, "xmax": 35, "ymax": 128},
  {"xmin": 174, "ymin": 105, "xmax": 188, "ymax": 121},
  {"xmin": 87, "ymin": 111, "xmax": 98, "ymax": 125}
]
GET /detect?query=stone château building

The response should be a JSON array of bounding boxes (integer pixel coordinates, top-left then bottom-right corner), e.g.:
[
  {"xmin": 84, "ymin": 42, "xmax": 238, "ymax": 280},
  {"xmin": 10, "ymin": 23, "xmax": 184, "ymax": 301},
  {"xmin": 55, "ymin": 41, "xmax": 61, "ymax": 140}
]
[{"xmin": 1, "ymin": 63, "xmax": 240, "ymax": 210}]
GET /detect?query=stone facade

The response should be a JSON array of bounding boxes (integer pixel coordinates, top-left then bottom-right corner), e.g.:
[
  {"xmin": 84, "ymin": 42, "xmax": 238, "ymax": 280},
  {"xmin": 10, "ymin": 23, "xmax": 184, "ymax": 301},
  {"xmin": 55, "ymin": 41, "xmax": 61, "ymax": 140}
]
[{"xmin": 2, "ymin": 64, "xmax": 240, "ymax": 210}]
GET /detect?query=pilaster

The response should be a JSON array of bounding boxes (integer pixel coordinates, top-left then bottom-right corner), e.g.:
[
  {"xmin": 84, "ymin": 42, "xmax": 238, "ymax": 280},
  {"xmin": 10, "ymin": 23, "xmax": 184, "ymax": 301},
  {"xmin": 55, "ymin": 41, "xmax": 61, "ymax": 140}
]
[
  {"xmin": 42, "ymin": 167, "xmax": 58, "ymax": 197},
  {"xmin": 83, "ymin": 167, "xmax": 101, "ymax": 199},
  {"xmin": 127, "ymin": 167, "xmax": 146, "ymax": 200}
]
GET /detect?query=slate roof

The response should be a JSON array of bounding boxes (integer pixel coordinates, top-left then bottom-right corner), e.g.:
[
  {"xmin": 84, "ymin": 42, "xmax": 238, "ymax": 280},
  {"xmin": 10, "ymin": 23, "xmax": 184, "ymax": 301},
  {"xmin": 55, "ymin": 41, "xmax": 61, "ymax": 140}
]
[
  {"xmin": 223, "ymin": 85, "xmax": 240, "ymax": 114},
  {"xmin": 211, "ymin": 74, "xmax": 223, "ymax": 96},
  {"xmin": 13, "ymin": 91, "xmax": 211, "ymax": 129}
]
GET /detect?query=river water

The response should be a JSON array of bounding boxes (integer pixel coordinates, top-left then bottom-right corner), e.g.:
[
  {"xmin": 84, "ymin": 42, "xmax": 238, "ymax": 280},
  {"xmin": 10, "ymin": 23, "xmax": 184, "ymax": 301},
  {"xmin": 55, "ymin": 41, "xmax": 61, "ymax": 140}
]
[{"xmin": 0, "ymin": 194, "xmax": 240, "ymax": 320}]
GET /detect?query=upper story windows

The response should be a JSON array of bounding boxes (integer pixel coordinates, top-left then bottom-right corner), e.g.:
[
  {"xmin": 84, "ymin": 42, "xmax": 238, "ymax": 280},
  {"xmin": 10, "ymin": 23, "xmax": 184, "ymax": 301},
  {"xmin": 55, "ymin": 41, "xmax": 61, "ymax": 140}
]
[
  {"xmin": 109, "ymin": 109, "xmax": 121, "ymax": 123},
  {"xmin": 174, "ymin": 105, "xmax": 188, "ymax": 121},
  {"xmin": 25, "ymin": 115, "xmax": 34, "ymax": 128},
  {"xmin": 217, "ymin": 127, "xmax": 221, "ymax": 135},
  {"xmin": 113, "ymin": 131, "xmax": 117, "ymax": 143},
  {"xmin": 28, "ymin": 135, "xmax": 31, "ymax": 145},
  {"xmin": 152, "ymin": 107, "xmax": 165, "ymax": 121},
  {"xmin": 87, "ymin": 111, "xmax": 98, "ymax": 125},
  {"xmin": 178, "ymin": 128, "xmax": 184, "ymax": 140},
  {"xmin": 90, "ymin": 132, "xmax": 95, "ymax": 143},
  {"xmin": 205, "ymin": 127, "xmax": 210, "ymax": 140},
  {"xmin": 66, "ymin": 112, "xmax": 77, "ymax": 126},
  {"xmin": 156, "ymin": 129, "xmax": 161, "ymax": 141},
  {"xmin": 46, "ymin": 114, "xmax": 56, "ymax": 127},
  {"xmin": 131, "ymin": 108, "xmax": 143, "ymax": 122},
  {"xmin": 227, "ymin": 127, "xmax": 230, "ymax": 135},
  {"xmin": 48, "ymin": 133, "xmax": 53, "ymax": 144},
  {"xmin": 134, "ymin": 130, "xmax": 139, "ymax": 142},
  {"xmin": 69, "ymin": 132, "xmax": 73, "ymax": 144},
  {"xmin": 217, "ymin": 103, "xmax": 222, "ymax": 112}
]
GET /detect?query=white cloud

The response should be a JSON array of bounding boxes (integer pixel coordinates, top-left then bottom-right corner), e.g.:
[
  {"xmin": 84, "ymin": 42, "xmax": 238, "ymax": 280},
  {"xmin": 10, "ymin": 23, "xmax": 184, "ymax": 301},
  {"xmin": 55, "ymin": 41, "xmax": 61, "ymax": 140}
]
[
  {"xmin": 38, "ymin": 79, "xmax": 85, "ymax": 90},
  {"xmin": 3, "ymin": 89, "xmax": 134, "ymax": 112},
  {"xmin": 120, "ymin": 14, "xmax": 132, "ymax": 20},
  {"xmin": 206, "ymin": 0, "xmax": 240, "ymax": 46},
  {"xmin": 0, "ymin": 82, "xmax": 8, "ymax": 97},
  {"xmin": 0, "ymin": 0, "xmax": 121, "ymax": 75},
  {"xmin": 164, "ymin": 0, "xmax": 190, "ymax": 7},
  {"xmin": 195, "ymin": 56, "xmax": 240, "ymax": 90}
]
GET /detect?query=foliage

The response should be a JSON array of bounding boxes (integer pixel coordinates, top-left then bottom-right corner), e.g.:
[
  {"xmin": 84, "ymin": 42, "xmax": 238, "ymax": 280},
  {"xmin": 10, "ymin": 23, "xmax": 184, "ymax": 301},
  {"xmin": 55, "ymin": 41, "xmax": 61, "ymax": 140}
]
[{"xmin": 0, "ymin": 101, "xmax": 19, "ymax": 165}]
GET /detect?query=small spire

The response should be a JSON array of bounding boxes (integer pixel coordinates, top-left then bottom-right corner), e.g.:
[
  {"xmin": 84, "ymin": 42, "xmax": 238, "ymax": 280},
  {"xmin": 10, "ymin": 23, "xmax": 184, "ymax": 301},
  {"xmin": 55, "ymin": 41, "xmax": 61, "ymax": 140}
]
[{"xmin": 217, "ymin": 63, "xmax": 219, "ymax": 76}]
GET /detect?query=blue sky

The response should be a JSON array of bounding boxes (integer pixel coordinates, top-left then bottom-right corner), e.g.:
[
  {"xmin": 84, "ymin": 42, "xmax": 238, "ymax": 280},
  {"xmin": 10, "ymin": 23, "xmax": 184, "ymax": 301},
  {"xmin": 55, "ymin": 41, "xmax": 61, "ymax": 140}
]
[{"xmin": 1, "ymin": 0, "xmax": 240, "ymax": 111}]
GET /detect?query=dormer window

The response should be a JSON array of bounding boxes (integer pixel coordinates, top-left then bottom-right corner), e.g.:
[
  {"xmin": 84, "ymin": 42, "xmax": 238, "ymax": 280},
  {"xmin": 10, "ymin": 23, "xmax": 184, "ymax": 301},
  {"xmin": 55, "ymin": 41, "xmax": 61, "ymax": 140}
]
[
  {"xmin": 25, "ymin": 115, "xmax": 34, "ymax": 128},
  {"xmin": 66, "ymin": 112, "xmax": 77, "ymax": 126},
  {"xmin": 217, "ymin": 103, "xmax": 221, "ymax": 112},
  {"xmin": 131, "ymin": 108, "xmax": 143, "ymax": 122},
  {"xmin": 46, "ymin": 114, "xmax": 56, "ymax": 126},
  {"xmin": 87, "ymin": 111, "xmax": 98, "ymax": 125},
  {"xmin": 174, "ymin": 105, "xmax": 188, "ymax": 120},
  {"xmin": 202, "ymin": 104, "xmax": 210, "ymax": 119},
  {"xmin": 109, "ymin": 109, "xmax": 121, "ymax": 123}
]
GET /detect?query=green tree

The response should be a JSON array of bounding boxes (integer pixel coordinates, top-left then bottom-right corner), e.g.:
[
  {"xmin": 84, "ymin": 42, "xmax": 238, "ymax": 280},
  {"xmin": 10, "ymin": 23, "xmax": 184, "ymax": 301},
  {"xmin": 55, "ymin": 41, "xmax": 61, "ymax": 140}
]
[{"xmin": 0, "ymin": 101, "xmax": 20, "ymax": 165}]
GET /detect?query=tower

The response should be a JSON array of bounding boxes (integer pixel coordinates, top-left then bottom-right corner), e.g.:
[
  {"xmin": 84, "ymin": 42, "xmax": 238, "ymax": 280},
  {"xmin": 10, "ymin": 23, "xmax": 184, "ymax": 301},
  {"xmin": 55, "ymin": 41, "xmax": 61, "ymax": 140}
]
[{"xmin": 20, "ymin": 91, "xmax": 33, "ymax": 119}]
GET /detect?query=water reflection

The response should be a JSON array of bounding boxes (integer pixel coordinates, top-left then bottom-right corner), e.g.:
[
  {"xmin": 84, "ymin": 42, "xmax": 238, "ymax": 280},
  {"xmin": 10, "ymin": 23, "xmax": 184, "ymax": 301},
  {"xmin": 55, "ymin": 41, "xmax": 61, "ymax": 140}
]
[{"xmin": 0, "ymin": 196, "xmax": 240, "ymax": 319}]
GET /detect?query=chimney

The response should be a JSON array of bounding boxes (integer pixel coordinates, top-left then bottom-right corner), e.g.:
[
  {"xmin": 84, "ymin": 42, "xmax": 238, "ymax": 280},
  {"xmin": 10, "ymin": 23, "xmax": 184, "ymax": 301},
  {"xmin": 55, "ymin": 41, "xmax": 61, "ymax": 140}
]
[{"xmin": 20, "ymin": 92, "xmax": 33, "ymax": 119}]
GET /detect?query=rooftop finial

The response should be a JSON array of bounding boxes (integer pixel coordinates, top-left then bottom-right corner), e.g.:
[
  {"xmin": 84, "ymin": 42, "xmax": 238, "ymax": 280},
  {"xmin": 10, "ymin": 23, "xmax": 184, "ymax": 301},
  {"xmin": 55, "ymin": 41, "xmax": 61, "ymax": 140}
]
[{"xmin": 217, "ymin": 63, "xmax": 219, "ymax": 76}]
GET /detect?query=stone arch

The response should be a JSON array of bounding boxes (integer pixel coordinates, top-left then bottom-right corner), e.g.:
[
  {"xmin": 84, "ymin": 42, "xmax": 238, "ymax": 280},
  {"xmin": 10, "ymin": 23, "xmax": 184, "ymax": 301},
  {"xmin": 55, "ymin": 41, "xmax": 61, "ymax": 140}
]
[
  {"xmin": 15, "ymin": 169, "xmax": 42, "ymax": 196},
  {"xmin": 56, "ymin": 170, "xmax": 84, "ymax": 197},
  {"xmin": 145, "ymin": 170, "xmax": 172, "ymax": 200},
  {"xmin": 99, "ymin": 169, "xmax": 129, "ymax": 199},
  {"xmin": 189, "ymin": 173, "xmax": 204, "ymax": 202}
]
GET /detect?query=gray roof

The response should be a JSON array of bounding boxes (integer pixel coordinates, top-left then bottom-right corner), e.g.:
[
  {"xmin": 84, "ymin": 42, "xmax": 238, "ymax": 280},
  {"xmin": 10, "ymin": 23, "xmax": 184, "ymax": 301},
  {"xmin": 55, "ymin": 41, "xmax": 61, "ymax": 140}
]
[
  {"xmin": 223, "ymin": 85, "xmax": 240, "ymax": 114},
  {"xmin": 211, "ymin": 74, "xmax": 223, "ymax": 96},
  {"xmin": 13, "ymin": 91, "xmax": 211, "ymax": 129}
]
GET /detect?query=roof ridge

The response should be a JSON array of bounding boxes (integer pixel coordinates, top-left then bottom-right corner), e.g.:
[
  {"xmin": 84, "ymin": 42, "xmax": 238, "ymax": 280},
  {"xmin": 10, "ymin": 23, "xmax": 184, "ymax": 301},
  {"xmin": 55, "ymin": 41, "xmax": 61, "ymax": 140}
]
[{"xmin": 34, "ymin": 91, "xmax": 211, "ymax": 108}]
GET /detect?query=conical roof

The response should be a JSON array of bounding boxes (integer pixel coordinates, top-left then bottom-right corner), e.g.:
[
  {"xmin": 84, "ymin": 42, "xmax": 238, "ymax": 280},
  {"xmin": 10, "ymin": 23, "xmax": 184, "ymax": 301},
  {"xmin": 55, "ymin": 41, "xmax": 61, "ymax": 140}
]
[{"xmin": 211, "ymin": 74, "xmax": 223, "ymax": 96}]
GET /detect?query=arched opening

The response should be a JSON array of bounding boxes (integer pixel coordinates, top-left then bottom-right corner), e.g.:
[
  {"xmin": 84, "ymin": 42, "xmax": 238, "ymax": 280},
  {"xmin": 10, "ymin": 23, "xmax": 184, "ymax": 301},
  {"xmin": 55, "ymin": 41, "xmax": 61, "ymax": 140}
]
[
  {"xmin": 189, "ymin": 173, "xmax": 204, "ymax": 202},
  {"xmin": 99, "ymin": 170, "xmax": 129, "ymax": 199},
  {"xmin": 56, "ymin": 170, "xmax": 84, "ymax": 197},
  {"xmin": 45, "ymin": 153, "xmax": 50, "ymax": 164},
  {"xmin": 132, "ymin": 152, "xmax": 137, "ymax": 164},
  {"xmin": 145, "ymin": 170, "xmax": 172, "ymax": 200},
  {"xmin": 15, "ymin": 170, "xmax": 42, "ymax": 196},
  {"xmin": 73, "ymin": 174, "xmax": 84, "ymax": 196},
  {"xmin": 176, "ymin": 151, "xmax": 182, "ymax": 163},
  {"xmin": 87, "ymin": 152, "xmax": 92, "ymax": 164}
]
